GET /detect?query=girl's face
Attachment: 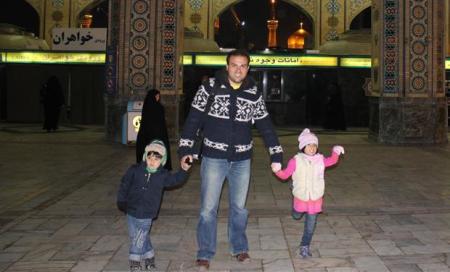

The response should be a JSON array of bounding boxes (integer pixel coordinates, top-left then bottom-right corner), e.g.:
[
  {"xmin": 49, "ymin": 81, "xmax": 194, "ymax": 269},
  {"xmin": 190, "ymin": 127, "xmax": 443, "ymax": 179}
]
[
  {"xmin": 146, "ymin": 152, "xmax": 162, "ymax": 169},
  {"xmin": 304, "ymin": 144, "xmax": 318, "ymax": 156}
]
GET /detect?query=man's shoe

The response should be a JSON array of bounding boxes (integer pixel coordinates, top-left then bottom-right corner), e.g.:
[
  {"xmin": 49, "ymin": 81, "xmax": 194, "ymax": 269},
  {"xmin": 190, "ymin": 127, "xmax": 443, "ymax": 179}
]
[
  {"xmin": 235, "ymin": 252, "xmax": 251, "ymax": 263},
  {"xmin": 196, "ymin": 259, "xmax": 210, "ymax": 269}
]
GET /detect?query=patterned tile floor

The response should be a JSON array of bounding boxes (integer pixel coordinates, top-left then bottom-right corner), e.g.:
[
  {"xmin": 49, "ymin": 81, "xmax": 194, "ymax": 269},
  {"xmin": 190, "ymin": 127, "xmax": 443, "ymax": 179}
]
[{"xmin": 0, "ymin": 124, "xmax": 449, "ymax": 272}]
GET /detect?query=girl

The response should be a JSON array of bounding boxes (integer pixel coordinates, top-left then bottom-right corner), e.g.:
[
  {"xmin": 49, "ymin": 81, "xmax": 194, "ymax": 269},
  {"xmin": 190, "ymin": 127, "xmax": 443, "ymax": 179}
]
[{"xmin": 273, "ymin": 128, "xmax": 344, "ymax": 258}]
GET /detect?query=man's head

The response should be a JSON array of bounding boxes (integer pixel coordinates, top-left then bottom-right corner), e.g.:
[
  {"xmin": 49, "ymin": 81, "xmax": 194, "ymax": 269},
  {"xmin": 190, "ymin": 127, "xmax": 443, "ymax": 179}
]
[{"xmin": 226, "ymin": 49, "xmax": 250, "ymax": 85}]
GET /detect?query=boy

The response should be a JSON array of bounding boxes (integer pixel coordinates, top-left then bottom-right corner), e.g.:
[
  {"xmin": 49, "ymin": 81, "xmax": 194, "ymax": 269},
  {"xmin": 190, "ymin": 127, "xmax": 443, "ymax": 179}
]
[{"xmin": 117, "ymin": 140, "xmax": 191, "ymax": 271}]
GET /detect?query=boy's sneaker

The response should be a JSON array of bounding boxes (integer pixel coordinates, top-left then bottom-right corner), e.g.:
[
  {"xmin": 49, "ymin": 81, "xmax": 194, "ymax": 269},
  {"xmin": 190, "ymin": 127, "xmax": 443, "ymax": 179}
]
[
  {"xmin": 129, "ymin": 260, "xmax": 141, "ymax": 271},
  {"xmin": 144, "ymin": 257, "xmax": 156, "ymax": 270},
  {"xmin": 298, "ymin": 246, "xmax": 312, "ymax": 258}
]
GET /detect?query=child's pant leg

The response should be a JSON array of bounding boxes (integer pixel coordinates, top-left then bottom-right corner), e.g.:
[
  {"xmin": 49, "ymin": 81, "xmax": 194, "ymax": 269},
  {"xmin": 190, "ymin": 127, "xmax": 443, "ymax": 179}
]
[
  {"xmin": 127, "ymin": 215, "xmax": 153, "ymax": 261},
  {"xmin": 300, "ymin": 213, "xmax": 318, "ymax": 246}
]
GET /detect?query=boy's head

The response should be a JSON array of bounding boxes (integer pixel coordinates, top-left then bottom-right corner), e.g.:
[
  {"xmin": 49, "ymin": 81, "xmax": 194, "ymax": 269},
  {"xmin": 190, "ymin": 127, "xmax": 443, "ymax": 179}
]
[
  {"xmin": 143, "ymin": 140, "xmax": 167, "ymax": 170},
  {"xmin": 298, "ymin": 128, "xmax": 318, "ymax": 155}
]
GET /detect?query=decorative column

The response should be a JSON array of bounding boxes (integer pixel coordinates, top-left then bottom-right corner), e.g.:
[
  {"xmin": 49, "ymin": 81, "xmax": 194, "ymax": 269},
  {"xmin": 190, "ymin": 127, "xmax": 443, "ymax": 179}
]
[
  {"xmin": 105, "ymin": 0, "xmax": 184, "ymax": 143},
  {"xmin": 369, "ymin": 0, "xmax": 447, "ymax": 144}
]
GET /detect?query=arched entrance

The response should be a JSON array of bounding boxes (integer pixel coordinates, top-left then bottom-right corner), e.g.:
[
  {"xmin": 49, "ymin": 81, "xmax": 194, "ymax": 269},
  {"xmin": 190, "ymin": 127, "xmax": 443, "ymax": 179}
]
[
  {"xmin": 350, "ymin": 7, "xmax": 371, "ymax": 30},
  {"xmin": 214, "ymin": 0, "xmax": 314, "ymax": 50},
  {"xmin": 0, "ymin": 0, "xmax": 39, "ymax": 36},
  {"xmin": 77, "ymin": 0, "xmax": 109, "ymax": 28}
]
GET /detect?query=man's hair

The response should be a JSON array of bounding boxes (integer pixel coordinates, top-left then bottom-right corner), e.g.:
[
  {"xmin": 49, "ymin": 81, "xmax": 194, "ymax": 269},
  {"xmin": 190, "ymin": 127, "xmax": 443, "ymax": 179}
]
[{"xmin": 226, "ymin": 49, "xmax": 250, "ymax": 65}]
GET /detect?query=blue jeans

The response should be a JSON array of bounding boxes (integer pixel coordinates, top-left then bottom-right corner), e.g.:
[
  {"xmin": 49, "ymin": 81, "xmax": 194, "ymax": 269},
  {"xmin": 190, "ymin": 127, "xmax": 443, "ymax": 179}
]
[
  {"xmin": 127, "ymin": 215, "xmax": 154, "ymax": 261},
  {"xmin": 292, "ymin": 211, "xmax": 318, "ymax": 246},
  {"xmin": 197, "ymin": 157, "xmax": 251, "ymax": 260}
]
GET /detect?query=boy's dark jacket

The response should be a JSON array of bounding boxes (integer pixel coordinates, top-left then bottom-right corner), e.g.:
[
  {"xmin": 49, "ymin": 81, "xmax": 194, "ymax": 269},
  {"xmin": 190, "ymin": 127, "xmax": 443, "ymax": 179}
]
[{"xmin": 117, "ymin": 162, "xmax": 188, "ymax": 219}]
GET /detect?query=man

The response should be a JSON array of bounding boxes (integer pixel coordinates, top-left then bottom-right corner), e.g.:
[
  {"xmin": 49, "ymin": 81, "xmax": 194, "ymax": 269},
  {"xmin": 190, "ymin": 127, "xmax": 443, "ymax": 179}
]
[{"xmin": 179, "ymin": 49, "xmax": 283, "ymax": 269}]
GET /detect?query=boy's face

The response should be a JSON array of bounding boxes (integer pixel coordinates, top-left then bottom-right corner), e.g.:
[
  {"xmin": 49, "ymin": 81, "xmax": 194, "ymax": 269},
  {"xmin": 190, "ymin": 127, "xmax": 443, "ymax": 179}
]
[
  {"xmin": 304, "ymin": 144, "xmax": 318, "ymax": 156},
  {"xmin": 146, "ymin": 152, "xmax": 162, "ymax": 169}
]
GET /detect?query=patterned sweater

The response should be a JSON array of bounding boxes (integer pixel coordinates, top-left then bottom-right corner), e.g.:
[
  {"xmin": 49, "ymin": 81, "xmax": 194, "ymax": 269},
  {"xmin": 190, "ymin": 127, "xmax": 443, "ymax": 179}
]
[{"xmin": 178, "ymin": 70, "xmax": 283, "ymax": 162}]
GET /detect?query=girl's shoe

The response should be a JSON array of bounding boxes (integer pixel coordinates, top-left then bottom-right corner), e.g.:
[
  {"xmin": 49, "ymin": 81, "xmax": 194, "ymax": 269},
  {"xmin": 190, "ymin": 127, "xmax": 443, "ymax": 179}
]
[
  {"xmin": 129, "ymin": 260, "xmax": 141, "ymax": 271},
  {"xmin": 144, "ymin": 257, "xmax": 156, "ymax": 270},
  {"xmin": 299, "ymin": 246, "xmax": 312, "ymax": 258},
  {"xmin": 292, "ymin": 209, "xmax": 303, "ymax": 220}
]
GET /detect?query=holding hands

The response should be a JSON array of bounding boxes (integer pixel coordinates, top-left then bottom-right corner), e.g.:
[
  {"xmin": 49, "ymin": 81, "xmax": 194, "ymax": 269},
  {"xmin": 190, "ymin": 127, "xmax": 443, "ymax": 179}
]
[
  {"xmin": 332, "ymin": 145, "xmax": 345, "ymax": 155},
  {"xmin": 180, "ymin": 155, "xmax": 193, "ymax": 171},
  {"xmin": 271, "ymin": 162, "xmax": 281, "ymax": 173}
]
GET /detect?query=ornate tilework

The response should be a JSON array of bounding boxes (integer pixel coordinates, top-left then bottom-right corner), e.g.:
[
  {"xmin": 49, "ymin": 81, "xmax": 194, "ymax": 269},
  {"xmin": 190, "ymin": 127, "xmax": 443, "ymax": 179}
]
[
  {"xmin": 407, "ymin": 0, "xmax": 428, "ymax": 94},
  {"xmin": 382, "ymin": 0, "xmax": 399, "ymax": 94},
  {"xmin": 160, "ymin": 0, "xmax": 177, "ymax": 89},
  {"xmin": 129, "ymin": 0, "xmax": 151, "ymax": 90},
  {"xmin": 188, "ymin": 0, "xmax": 203, "ymax": 11}
]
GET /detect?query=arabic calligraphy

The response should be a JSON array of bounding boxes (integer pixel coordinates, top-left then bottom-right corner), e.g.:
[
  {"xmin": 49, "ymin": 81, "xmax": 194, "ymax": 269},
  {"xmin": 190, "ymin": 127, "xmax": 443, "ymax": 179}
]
[
  {"xmin": 52, "ymin": 28, "xmax": 107, "ymax": 51},
  {"xmin": 53, "ymin": 31, "xmax": 94, "ymax": 46}
]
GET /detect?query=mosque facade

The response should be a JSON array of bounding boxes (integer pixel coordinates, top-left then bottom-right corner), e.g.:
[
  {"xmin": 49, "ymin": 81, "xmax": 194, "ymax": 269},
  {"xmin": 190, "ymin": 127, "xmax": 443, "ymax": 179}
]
[{"xmin": 1, "ymin": 0, "xmax": 449, "ymax": 144}]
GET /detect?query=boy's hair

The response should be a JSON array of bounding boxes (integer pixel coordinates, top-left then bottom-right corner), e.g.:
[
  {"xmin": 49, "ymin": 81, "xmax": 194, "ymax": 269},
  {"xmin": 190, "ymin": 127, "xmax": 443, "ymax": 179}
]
[{"xmin": 226, "ymin": 49, "xmax": 250, "ymax": 65}]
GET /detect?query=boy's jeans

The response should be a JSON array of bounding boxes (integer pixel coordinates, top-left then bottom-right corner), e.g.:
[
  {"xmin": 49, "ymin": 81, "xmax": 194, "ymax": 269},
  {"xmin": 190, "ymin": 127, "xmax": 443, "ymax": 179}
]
[
  {"xmin": 197, "ymin": 157, "xmax": 251, "ymax": 260},
  {"xmin": 127, "ymin": 215, "xmax": 154, "ymax": 261}
]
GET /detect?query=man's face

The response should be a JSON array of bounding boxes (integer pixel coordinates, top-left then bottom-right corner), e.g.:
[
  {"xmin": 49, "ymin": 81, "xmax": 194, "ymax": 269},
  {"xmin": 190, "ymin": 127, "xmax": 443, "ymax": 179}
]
[{"xmin": 226, "ymin": 55, "xmax": 249, "ymax": 85}]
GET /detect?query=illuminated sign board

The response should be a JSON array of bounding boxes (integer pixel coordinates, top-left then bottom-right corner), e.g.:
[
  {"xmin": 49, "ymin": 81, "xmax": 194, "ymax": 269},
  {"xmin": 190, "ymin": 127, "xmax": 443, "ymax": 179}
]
[
  {"xmin": 0, "ymin": 52, "xmax": 449, "ymax": 70},
  {"xmin": 195, "ymin": 55, "xmax": 227, "ymax": 66},
  {"xmin": 195, "ymin": 54, "xmax": 338, "ymax": 67},
  {"xmin": 4, "ymin": 51, "xmax": 105, "ymax": 64},
  {"xmin": 183, "ymin": 54, "xmax": 193, "ymax": 65},
  {"xmin": 251, "ymin": 55, "xmax": 338, "ymax": 67},
  {"xmin": 340, "ymin": 57, "xmax": 371, "ymax": 68}
]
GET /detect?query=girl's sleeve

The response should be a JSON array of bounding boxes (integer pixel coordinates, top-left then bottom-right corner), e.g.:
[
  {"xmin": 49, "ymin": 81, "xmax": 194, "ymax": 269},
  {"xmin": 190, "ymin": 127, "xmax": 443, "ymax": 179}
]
[
  {"xmin": 324, "ymin": 152, "xmax": 340, "ymax": 167},
  {"xmin": 275, "ymin": 158, "xmax": 296, "ymax": 180}
]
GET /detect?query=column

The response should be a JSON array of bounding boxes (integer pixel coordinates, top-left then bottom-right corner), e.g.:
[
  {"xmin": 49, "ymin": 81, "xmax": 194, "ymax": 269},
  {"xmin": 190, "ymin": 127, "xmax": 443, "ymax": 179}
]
[
  {"xmin": 369, "ymin": 0, "xmax": 447, "ymax": 144},
  {"xmin": 105, "ymin": 0, "xmax": 184, "ymax": 143}
]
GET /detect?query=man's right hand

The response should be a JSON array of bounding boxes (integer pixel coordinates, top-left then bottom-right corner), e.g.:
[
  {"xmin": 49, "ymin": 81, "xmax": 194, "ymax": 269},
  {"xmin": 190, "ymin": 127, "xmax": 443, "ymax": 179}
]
[{"xmin": 180, "ymin": 155, "xmax": 193, "ymax": 170}]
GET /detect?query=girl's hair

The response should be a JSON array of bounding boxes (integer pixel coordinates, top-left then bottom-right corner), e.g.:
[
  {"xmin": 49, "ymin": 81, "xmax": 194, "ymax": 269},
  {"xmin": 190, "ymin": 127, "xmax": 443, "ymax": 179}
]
[{"xmin": 300, "ymin": 145, "xmax": 319, "ymax": 154}]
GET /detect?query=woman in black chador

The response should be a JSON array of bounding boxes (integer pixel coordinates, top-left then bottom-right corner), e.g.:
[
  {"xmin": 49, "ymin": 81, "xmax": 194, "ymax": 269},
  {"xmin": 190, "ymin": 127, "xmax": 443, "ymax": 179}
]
[
  {"xmin": 40, "ymin": 76, "xmax": 65, "ymax": 132},
  {"xmin": 135, "ymin": 89, "xmax": 172, "ymax": 170}
]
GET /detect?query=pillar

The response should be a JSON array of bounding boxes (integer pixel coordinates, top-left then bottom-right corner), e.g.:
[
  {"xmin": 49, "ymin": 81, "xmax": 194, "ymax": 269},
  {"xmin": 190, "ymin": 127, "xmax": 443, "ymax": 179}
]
[
  {"xmin": 105, "ymin": 0, "xmax": 184, "ymax": 143},
  {"xmin": 369, "ymin": 0, "xmax": 447, "ymax": 144}
]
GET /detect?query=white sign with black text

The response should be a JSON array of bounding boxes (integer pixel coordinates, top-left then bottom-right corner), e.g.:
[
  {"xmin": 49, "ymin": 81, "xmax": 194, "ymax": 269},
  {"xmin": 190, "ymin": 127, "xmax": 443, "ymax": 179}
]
[{"xmin": 52, "ymin": 28, "xmax": 107, "ymax": 51}]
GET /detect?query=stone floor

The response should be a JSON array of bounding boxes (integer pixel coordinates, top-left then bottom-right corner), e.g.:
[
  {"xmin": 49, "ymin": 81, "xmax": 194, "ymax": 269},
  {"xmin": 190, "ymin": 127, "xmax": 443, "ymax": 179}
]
[{"xmin": 0, "ymin": 123, "xmax": 449, "ymax": 272}]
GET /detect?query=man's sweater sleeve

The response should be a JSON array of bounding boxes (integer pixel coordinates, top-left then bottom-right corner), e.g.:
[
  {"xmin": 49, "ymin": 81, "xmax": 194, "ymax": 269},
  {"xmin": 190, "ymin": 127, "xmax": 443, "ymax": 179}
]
[
  {"xmin": 178, "ymin": 84, "xmax": 210, "ymax": 157},
  {"xmin": 253, "ymin": 94, "xmax": 283, "ymax": 163}
]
